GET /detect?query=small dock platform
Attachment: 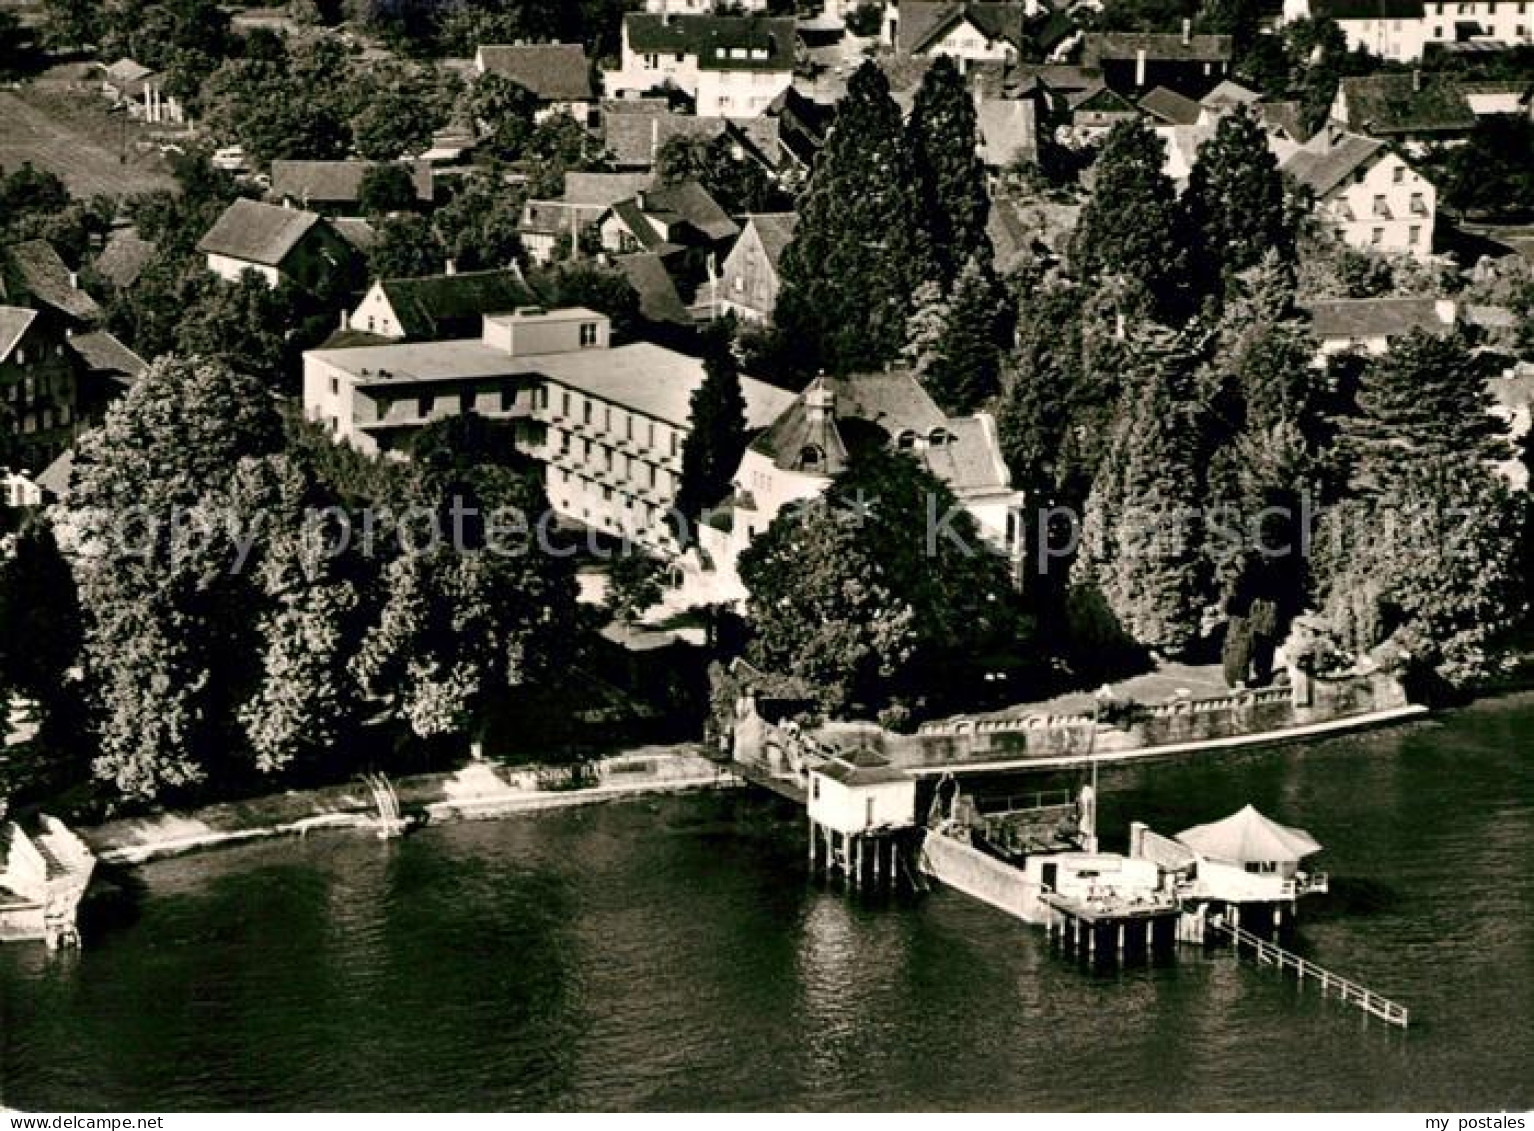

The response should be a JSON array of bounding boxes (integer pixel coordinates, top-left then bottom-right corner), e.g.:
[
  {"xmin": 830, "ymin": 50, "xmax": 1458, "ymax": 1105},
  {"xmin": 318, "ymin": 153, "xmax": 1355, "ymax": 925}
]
[
  {"xmin": 1042, "ymin": 890, "xmax": 1181, "ymax": 960},
  {"xmin": 1215, "ymin": 920, "xmax": 1410, "ymax": 1028}
]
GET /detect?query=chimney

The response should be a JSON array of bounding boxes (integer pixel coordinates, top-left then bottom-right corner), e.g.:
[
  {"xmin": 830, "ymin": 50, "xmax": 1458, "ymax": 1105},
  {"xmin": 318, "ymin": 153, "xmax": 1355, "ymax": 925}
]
[
  {"xmin": 67, "ymin": 270, "xmax": 79, "ymax": 290},
  {"xmin": 1182, "ymin": 17, "xmax": 1191, "ymax": 44}
]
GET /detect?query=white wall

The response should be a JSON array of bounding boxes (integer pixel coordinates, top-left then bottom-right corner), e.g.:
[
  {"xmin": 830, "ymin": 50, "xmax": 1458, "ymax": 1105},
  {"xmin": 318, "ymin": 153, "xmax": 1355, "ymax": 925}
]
[
  {"xmin": 206, "ymin": 254, "xmax": 280, "ymax": 287},
  {"xmin": 808, "ymin": 773, "xmax": 916, "ymax": 835},
  {"xmin": 696, "ymin": 67, "xmax": 793, "ymax": 117},
  {"xmin": 1321, "ymin": 151, "xmax": 1436, "ymax": 260},
  {"xmin": 349, "ymin": 282, "xmax": 407, "ymax": 338}
]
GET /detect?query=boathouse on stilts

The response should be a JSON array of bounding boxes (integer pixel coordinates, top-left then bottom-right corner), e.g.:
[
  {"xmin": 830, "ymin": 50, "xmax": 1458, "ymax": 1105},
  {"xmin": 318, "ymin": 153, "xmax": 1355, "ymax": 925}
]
[{"xmin": 806, "ymin": 748, "xmax": 916, "ymax": 892}]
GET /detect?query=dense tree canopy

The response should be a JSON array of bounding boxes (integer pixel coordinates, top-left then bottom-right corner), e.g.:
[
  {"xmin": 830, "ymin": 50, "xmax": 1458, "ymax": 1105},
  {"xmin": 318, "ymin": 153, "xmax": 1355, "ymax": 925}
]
[{"xmin": 906, "ymin": 55, "xmax": 991, "ymax": 287}]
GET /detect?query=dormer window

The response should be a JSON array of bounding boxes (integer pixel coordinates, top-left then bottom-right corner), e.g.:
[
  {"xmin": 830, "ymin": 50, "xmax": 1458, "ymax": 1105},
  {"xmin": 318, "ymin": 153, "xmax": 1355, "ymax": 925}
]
[
  {"xmin": 928, "ymin": 427, "xmax": 954, "ymax": 447},
  {"xmin": 800, "ymin": 444, "xmax": 825, "ymax": 469},
  {"xmin": 895, "ymin": 429, "xmax": 918, "ymax": 451},
  {"xmin": 580, "ymin": 321, "xmax": 599, "ymax": 347}
]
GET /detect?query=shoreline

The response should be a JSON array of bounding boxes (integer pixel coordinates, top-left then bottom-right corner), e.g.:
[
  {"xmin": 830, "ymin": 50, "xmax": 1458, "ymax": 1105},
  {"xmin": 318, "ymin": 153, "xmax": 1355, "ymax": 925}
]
[{"xmin": 80, "ymin": 750, "xmax": 744, "ymax": 867}]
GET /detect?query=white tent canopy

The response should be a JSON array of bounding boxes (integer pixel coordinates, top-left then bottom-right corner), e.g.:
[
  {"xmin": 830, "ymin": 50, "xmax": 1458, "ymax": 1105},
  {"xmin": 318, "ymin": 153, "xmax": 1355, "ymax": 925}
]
[{"xmin": 1175, "ymin": 804, "xmax": 1322, "ymax": 865}]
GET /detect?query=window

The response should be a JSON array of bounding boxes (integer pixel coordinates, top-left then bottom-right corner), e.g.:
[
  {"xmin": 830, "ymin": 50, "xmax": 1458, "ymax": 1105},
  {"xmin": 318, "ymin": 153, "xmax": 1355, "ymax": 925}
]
[
  {"xmin": 865, "ymin": 797, "xmax": 876, "ymax": 827},
  {"xmin": 580, "ymin": 321, "xmax": 600, "ymax": 347},
  {"xmin": 811, "ymin": 778, "xmax": 820, "ymax": 800},
  {"xmin": 1393, "ymin": 165, "xmax": 1405, "ymax": 183},
  {"xmin": 539, "ymin": 385, "xmax": 549, "ymax": 409},
  {"xmin": 644, "ymin": 52, "xmax": 659, "ymax": 67},
  {"xmin": 460, "ymin": 391, "xmax": 473, "ymax": 415},
  {"xmin": 1371, "ymin": 227, "xmax": 1384, "ymax": 245},
  {"xmin": 799, "ymin": 444, "xmax": 825, "ymax": 469},
  {"xmin": 562, "ymin": 391, "xmax": 571, "ymax": 416},
  {"xmin": 15, "ymin": 349, "xmax": 23, "ymax": 366},
  {"xmin": 501, "ymin": 388, "xmax": 517, "ymax": 412},
  {"xmin": 895, "ymin": 429, "xmax": 917, "ymax": 450},
  {"xmin": 330, "ymin": 376, "xmax": 339, "ymax": 395},
  {"xmin": 584, "ymin": 399, "xmax": 593, "ymax": 425},
  {"xmin": 367, "ymin": 316, "xmax": 375, "ymax": 332},
  {"xmin": 626, "ymin": 414, "xmax": 633, "ymax": 440},
  {"xmin": 1409, "ymin": 225, "xmax": 1422, "ymax": 244},
  {"xmin": 1372, "ymin": 194, "xmax": 1390, "ymax": 217},
  {"xmin": 1410, "ymin": 192, "xmax": 1428, "ymax": 215},
  {"xmin": 670, "ymin": 432, "xmax": 679, "ymax": 456},
  {"xmin": 1435, "ymin": 24, "xmax": 1445, "ymax": 33},
  {"xmin": 604, "ymin": 406, "xmax": 611, "ymax": 431},
  {"xmin": 418, "ymin": 395, "xmax": 432, "ymax": 417},
  {"xmin": 928, "ymin": 427, "xmax": 954, "ymax": 446}
]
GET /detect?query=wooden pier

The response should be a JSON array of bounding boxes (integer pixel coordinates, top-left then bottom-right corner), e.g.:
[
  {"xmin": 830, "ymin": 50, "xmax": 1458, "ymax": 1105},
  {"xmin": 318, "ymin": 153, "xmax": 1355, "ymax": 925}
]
[
  {"xmin": 1042, "ymin": 890, "xmax": 1180, "ymax": 963},
  {"xmin": 1214, "ymin": 920, "xmax": 1410, "ymax": 1029}
]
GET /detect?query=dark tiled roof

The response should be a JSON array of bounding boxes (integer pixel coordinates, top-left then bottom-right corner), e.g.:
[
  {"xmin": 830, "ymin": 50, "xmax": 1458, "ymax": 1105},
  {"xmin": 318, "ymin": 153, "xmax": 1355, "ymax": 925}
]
[
  {"xmin": 475, "ymin": 43, "xmax": 595, "ymax": 101},
  {"xmin": 604, "ymin": 109, "xmax": 730, "ymax": 168},
  {"xmin": 1139, "ymin": 85, "xmax": 1203, "ymax": 124},
  {"xmin": 331, "ymin": 217, "xmax": 379, "ymax": 253},
  {"xmin": 624, "ymin": 14, "xmax": 796, "ymax": 72},
  {"xmin": 270, "ymin": 160, "xmax": 433, "ymax": 207},
  {"xmin": 93, "ymin": 228, "xmax": 155, "ymax": 289},
  {"xmin": 1085, "ymin": 32, "xmax": 1233, "ymax": 64},
  {"xmin": 563, "ymin": 171, "xmax": 653, "ymax": 207},
  {"xmin": 1257, "ymin": 100, "xmax": 1310, "ymax": 142},
  {"xmin": 377, "ymin": 269, "xmax": 538, "ymax": 340},
  {"xmin": 1201, "ymin": 79, "xmax": 1260, "ymax": 108},
  {"xmin": 2, "ymin": 240, "xmax": 103, "ymax": 324},
  {"xmin": 1313, "ymin": 0, "xmax": 1425, "ymax": 18},
  {"xmin": 1338, "ymin": 74, "xmax": 1476, "ymax": 135},
  {"xmin": 638, "ymin": 181, "xmax": 739, "ymax": 243},
  {"xmin": 1299, "ymin": 296, "xmax": 1456, "ymax": 340},
  {"xmin": 898, "ymin": 2, "xmax": 1029, "ymax": 55},
  {"xmin": 35, "ymin": 448, "xmax": 74, "ymax": 499},
  {"xmin": 1280, "ymin": 128, "xmax": 1386, "ymax": 197},
  {"xmin": 614, "ymin": 253, "xmax": 691, "ymax": 325},
  {"xmin": 196, "ymin": 199, "xmax": 323, "ymax": 267},
  {"xmin": 67, "ymin": 330, "xmax": 147, "ymax": 382}
]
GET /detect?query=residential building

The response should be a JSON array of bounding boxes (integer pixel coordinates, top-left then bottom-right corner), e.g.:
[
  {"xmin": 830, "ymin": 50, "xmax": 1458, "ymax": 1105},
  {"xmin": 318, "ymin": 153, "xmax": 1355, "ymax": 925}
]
[
  {"xmin": 1083, "ymin": 25, "xmax": 1233, "ymax": 97},
  {"xmin": 1331, "ymin": 72, "xmax": 1477, "ymax": 149},
  {"xmin": 269, "ymin": 160, "xmax": 434, "ymax": 215},
  {"xmin": 473, "ymin": 43, "xmax": 597, "ymax": 125},
  {"xmin": 0, "ymin": 307, "xmax": 81, "ymax": 469},
  {"xmin": 595, "ymin": 181, "xmax": 740, "ymax": 258},
  {"xmin": 1280, "ymin": 127, "xmax": 1438, "ymax": 260},
  {"xmin": 196, "ymin": 199, "xmax": 359, "ymax": 292},
  {"xmin": 303, "ymin": 308, "xmax": 795, "ymax": 551},
  {"xmin": 1, "ymin": 240, "xmax": 103, "ymax": 332},
  {"xmin": 66, "ymin": 329, "xmax": 148, "ymax": 427},
  {"xmin": 716, "ymin": 212, "xmax": 797, "ymax": 323},
  {"xmin": 891, "ymin": 2, "xmax": 1032, "ymax": 69},
  {"xmin": 608, "ymin": 14, "xmax": 796, "ymax": 118},
  {"xmin": 1138, "ymin": 85, "xmax": 1203, "ymax": 126},
  {"xmin": 517, "ymin": 172, "xmax": 653, "ymax": 264},
  {"xmin": 692, "ymin": 371, "xmax": 1026, "ymax": 602},
  {"xmin": 1299, "ymin": 295, "xmax": 1461, "ymax": 357},
  {"xmin": 348, "ymin": 269, "xmax": 538, "ymax": 340},
  {"xmin": 614, "ymin": 253, "xmax": 695, "ymax": 325},
  {"xmin": 1283, "ymin": 0, "xmax": 1533, "ymax": 59}
]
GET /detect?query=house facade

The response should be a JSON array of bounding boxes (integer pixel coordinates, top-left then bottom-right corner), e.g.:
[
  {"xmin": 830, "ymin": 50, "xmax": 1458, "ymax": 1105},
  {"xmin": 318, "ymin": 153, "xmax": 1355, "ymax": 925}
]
[
  {"xmin": 1283, "ymin": 0, "xmax": 1533, "ymax": 59},
  {"xmin": 0, "ymin": 308, "xmax": 81, "ymax": 470},
  {"xmin": 716, "ymin": 212, "xmax": 796, "ymax": 323},
  {"xmin": 303, "ymin": 308, "xmax": 793, "ymax": 552},
  {"xmin": 1281, "ymin": 128, "xmax": 1438, "ymax": 260},
  {"xmin": 1299, "ymin": 296, "xmax": 1461, "ymax": 357},
  {"xmin": 197, "ymin": 199, "xmax": 358, "ymax": 292},
  {"xmin": 608, "ymin": 14, "xmax": 796, "ymax": 118},
  {"xmin": 348, "ymin": 270, "xmax": 536, "ymax": 340},
  {"xmin": 891, "ymin": 2, "xmax": 1032, "ymax": 69}
]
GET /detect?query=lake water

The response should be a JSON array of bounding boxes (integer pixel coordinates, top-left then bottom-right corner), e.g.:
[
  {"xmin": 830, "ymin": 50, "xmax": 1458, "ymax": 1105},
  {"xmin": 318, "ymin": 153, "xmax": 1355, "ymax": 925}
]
[{"xmin": 3, "ymin": 695, "xmax": 1533, "ymax": 1111}]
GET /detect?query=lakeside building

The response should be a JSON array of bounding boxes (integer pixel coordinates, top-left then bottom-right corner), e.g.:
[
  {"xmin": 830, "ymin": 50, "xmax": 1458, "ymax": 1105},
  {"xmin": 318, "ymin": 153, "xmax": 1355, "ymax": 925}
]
[
  {"xmin": 303, "ymin": 307, "xmax": 794, "ymax": 552},
  {"xmin": 608, "ymin": 14, "xmax": 796, "ymax": 118},
  {"xmin": 689, "ymin": 371, "xmax": 1026, "ymax": 602}
]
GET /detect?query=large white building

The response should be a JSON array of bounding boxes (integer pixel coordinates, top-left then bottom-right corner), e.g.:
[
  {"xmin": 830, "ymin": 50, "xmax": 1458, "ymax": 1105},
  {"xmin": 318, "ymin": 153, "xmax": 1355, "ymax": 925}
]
[
  {"xmin": 303, "ymin": 308, "xmax": 794, "ymax": 552},
  {"xmin": 607, "ymin": 13, "xmax": 796, "ymax": 117},
  {"xmin": 1282, "ymin": 0, "xmax": 1533, "ymax": 60},
  {"xmin": 1281, "ymin": 127, "xmax": 1438, "ymax": 260}
]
